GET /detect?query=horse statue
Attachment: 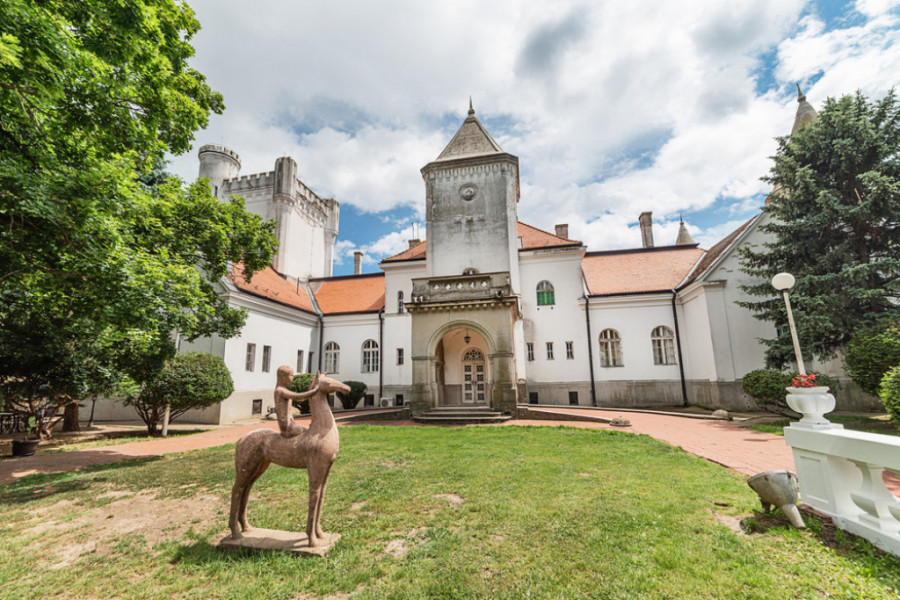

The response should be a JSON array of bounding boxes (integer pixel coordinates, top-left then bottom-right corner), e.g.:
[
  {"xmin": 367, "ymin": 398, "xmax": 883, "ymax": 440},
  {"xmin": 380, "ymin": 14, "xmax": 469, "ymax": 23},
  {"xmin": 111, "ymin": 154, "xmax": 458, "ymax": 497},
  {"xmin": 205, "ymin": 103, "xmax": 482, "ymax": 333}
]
[{"xmin": 228, "ymin": 371, "xmax": 349, "ymax": 547}]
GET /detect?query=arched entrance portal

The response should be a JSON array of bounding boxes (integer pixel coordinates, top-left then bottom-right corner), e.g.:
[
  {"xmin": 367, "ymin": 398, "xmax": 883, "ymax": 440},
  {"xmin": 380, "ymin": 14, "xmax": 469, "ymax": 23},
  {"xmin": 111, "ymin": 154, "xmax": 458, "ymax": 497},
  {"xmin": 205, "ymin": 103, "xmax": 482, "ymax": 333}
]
[{"xmin": 434, "ymin": 328, "xmax": 489, "ymax": 406}]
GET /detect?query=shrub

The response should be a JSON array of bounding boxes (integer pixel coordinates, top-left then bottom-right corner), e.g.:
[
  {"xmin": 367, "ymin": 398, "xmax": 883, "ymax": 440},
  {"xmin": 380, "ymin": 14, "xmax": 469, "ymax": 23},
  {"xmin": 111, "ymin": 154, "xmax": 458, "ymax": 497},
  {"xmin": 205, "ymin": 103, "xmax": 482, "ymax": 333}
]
[
  {"xmin": 741, "ymin": 369, "xmax": 837, "ymax": 416},
  {"xmin": 287, "ymin": 373, "xmax": 315, "ymax": 415},
  {"xmin": 127, "ymin": 351, "xmax": 234, "ymax": 434},
  {"xmin": 879, "ymin": 366, "xmax": 900, "ymax": 425},
  {"xmin": 844, "ymin": 324, "xmax": 900, "ymax": 395},
  {"xmin": 337, "ymin": 380, "xmax": 367, "ymax": 410},
  {"xmin": 742, "ymin": 369, "xmax": 792, "ymax": 414}
]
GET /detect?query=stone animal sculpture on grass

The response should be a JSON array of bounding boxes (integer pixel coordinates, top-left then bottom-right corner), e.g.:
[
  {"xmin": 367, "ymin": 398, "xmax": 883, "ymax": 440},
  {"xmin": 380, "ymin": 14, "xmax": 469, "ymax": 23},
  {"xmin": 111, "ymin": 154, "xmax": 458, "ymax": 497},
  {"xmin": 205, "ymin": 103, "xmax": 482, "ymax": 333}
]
[{"xmin": 229, "ymin": 370, "xmax": 349, "ymax": 547}]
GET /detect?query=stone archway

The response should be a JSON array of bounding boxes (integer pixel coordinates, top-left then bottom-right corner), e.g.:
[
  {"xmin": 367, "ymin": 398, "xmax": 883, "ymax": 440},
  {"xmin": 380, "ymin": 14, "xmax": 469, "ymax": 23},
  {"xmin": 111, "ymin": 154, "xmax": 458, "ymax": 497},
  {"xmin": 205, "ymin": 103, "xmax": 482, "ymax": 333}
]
[{"xmin": 433, "ymin": 327, "xmax": 490, "ymax": 407}]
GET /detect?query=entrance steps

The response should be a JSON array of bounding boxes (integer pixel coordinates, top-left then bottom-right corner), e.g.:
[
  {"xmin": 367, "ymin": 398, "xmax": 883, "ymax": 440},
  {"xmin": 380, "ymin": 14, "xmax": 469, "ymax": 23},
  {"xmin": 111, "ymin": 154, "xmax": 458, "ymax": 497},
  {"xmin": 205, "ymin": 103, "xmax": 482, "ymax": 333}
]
[{"xmin": 412, "ymin": 406, "xmax": 512, "ymax": 425}]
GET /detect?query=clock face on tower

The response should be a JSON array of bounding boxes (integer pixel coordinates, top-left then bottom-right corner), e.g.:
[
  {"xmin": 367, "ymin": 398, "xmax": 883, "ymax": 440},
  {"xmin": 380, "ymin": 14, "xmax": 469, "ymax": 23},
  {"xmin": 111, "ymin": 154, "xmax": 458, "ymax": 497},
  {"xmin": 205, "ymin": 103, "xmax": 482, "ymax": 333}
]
[{"xmin": 458, "ymin": 183, "xmax": 478, "ymax": 201}]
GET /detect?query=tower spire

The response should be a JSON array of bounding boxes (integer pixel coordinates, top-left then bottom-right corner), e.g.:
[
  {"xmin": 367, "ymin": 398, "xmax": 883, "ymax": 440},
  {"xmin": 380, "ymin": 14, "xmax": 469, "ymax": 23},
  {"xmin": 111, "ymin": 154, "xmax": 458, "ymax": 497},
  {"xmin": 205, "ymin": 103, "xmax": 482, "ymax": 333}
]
[
  {"xmin": 791, "ymin": 83, "xmax": 818, "ymax": 136},
  {"xmin": 468, "ymin": 96, "xmax": 475, "ymax": 116}
]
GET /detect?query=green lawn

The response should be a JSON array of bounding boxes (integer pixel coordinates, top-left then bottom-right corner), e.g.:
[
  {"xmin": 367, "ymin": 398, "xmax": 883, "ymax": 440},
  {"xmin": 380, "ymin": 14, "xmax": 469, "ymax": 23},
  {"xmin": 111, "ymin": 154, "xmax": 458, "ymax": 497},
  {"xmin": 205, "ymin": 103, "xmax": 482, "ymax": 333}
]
[
  {"xmin": 748, "ymin": 414, "xmax": 900, "ymax": 437},
  {"xmin": 1, "ymin": 425, "xmax": 899, "ymax": 599}
]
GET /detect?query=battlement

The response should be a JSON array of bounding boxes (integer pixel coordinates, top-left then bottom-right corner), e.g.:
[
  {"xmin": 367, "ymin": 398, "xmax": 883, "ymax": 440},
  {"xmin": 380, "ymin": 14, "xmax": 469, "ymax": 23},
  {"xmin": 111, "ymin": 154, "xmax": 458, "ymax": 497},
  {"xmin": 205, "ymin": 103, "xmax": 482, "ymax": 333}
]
[
  {"xmin": 221, "ymin": 172, "xmax": 335, "ymax": 218},
  {"xmin": 198, "ymin": 144, "xmax": 241, "ymax": 168}
]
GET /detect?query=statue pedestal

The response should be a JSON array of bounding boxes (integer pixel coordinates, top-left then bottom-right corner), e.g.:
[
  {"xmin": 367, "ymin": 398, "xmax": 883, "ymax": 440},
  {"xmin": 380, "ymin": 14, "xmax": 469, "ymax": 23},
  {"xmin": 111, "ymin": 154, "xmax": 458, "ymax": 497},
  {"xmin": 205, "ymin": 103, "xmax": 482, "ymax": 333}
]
[{"xmin": 217, "ymin": 528, "xmax": 340, "ymax": 557}]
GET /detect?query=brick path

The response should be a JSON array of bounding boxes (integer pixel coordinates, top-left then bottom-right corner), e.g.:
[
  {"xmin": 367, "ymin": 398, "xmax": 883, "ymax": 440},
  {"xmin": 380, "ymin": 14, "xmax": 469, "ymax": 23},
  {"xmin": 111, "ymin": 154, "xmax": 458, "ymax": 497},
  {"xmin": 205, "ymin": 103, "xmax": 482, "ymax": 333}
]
[{"xmin": 0, "ymin": 408, "xmax": 796, "ymax": 485}]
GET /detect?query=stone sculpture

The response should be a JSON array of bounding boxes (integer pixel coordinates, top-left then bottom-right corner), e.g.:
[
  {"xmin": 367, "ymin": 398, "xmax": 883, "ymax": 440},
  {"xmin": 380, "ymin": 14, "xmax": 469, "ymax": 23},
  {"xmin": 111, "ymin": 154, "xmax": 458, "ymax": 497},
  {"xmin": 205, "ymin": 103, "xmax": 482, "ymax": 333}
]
[{"xmin": 228, "ymin": 369, "xmax": 349, "ymax": 548}]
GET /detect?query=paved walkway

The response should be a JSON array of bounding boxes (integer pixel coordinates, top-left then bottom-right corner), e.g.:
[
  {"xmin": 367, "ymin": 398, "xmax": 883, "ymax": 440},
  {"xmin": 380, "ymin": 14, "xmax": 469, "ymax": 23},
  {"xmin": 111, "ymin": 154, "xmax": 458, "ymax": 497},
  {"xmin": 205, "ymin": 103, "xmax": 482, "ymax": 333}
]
[{"xmin": 0, "ymin": 408, "xmax": 799, "ymax": 485}]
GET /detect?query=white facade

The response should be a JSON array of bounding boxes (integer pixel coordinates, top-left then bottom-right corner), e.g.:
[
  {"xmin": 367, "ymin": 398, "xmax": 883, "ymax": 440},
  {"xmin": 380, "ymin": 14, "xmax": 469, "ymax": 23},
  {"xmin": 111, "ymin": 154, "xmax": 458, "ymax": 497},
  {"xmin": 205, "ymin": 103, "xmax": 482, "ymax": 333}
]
[{"xmin": 145, "ymin": 98, "xmax": 882, "ymax": 425}]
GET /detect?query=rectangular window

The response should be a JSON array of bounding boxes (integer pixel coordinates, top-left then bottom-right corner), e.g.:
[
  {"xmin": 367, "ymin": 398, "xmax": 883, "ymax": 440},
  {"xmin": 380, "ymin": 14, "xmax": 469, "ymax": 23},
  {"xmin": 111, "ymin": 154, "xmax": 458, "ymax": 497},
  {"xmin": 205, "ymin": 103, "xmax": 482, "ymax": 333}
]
[
  {"xmin": 528, "ymin": 392, "xmax": 539, "ymax": 405},
  {"xmin": 251, "ymin": 398, "xmax": 262, "ymax": 415},
  {"xmin": 307, "ymin": 352, "xmax": 315, "ymax": 373},
  {"xmin": 245, "ymin": 343, "xmax": 256, "ymax": 372},
  {"xmin": 526, "ymin": 343, "xmax": 534, "ymax": 361},
  {"xmin": 568, "ymin": 391, "xmax": 579, "ymax": 405},
  {"xmin": 364, "ymin": 394, "xmax": 375, "ymax": 407},
  {"xmin": 395, "ymin": 394, "xmax": 404, "ymax": 406},
  {"xmin": 262, "ymin": 345, "xmax": 272, "ymax": 372},
  {"xmin": 546, "ymin": 342, "xmax": 554, "ymax": 360},
  {"xmin": 296, "ymin": 350, "xmax": 304, "ymax": 373},
  {"xmin": 397, "ymin": 348, "xmax": 404, "ymax": 365},
  {"xmin": 566, "ymin": 341, "xmax": 574, "ymax": 359}
]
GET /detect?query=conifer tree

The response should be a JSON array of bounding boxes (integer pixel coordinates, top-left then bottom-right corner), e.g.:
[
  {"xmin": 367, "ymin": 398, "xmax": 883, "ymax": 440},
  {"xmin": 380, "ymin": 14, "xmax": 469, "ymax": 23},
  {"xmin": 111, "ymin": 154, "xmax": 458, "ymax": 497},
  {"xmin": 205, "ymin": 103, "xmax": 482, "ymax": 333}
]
[{"xmin": 740, "ymin": 90, "xmax": 900, "ymax": 367}]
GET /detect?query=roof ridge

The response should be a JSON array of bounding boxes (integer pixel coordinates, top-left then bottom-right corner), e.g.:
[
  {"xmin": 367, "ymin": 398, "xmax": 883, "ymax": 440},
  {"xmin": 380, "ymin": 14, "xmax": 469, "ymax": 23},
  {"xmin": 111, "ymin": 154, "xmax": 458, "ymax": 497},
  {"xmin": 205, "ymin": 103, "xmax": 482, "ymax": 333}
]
[
  {"xmin": 309, "ymin": 271, "xmax": 386, "ymax": 282},
  {"xmin": 517, "ymin": 220, "xmax": 575, "ymax": 242},
  {"xmin": 584, "ymin": 243, "xmax": 701, "ymax": 257}
]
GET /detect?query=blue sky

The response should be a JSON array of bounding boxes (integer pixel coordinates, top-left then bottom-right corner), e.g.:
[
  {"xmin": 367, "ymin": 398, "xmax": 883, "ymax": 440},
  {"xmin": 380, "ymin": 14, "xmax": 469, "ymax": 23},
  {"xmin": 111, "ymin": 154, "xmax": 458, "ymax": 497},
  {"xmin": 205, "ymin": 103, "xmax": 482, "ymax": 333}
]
[{"xmin": 169, "ymin": 0, "xmax": 900, "ymax": 276}]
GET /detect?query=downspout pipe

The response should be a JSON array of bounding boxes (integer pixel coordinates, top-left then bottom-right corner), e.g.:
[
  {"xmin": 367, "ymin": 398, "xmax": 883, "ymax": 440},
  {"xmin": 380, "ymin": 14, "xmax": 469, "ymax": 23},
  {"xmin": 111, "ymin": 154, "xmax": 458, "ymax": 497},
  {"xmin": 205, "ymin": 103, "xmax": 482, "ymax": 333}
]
[
  {"xmin": 378, "ymin": 307, "xmax": 385, "ymax": 400},
  {"xmin": 317, "ymin": 314, "xmax": 324, "ymax": 372},
  {"xmin": 583, "ymin": 295, "xmax": 597, "ymax": 406},
  {"xmin": 671, "ymin": 289, "xmax": 688, "ymax": 407}
]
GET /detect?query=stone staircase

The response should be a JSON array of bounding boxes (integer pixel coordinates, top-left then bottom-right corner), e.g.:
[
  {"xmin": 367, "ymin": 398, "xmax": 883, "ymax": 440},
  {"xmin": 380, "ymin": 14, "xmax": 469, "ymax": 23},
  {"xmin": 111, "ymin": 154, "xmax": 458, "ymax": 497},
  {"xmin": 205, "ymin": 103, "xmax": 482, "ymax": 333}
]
[{"xmin": 412, "ymin": 406, "xmax": 512, "ymax": 425}]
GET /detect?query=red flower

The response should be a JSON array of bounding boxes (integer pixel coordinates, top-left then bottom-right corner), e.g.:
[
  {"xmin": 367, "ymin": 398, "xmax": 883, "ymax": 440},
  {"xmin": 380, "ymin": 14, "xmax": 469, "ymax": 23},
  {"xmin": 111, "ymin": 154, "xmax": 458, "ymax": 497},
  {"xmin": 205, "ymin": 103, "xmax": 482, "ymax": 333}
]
[{"xmin": 792, "ymin": 373, "xmax": 818, "ymax": 388}]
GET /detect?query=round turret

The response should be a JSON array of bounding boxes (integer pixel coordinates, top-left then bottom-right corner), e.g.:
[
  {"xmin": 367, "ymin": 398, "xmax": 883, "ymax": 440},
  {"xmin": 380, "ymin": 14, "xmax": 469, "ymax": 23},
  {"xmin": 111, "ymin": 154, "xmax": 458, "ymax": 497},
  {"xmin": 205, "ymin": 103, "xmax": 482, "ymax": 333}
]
[{"xmin": 198, "ymin": 144, "xmax": 241, "ymax": 196}]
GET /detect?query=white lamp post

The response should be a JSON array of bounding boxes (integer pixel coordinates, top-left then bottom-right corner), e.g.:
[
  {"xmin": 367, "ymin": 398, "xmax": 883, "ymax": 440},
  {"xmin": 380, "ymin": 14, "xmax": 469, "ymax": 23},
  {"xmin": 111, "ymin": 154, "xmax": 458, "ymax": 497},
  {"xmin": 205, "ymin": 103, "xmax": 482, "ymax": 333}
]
[{"xmin": 771, "ymin": 272, "xmax": 806, "ymax": 375}]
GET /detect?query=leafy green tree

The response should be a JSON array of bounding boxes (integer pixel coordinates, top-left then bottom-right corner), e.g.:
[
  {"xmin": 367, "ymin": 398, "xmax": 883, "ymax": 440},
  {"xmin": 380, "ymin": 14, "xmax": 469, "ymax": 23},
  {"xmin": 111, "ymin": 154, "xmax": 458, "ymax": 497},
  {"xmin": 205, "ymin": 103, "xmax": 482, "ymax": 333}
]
[
  {"xmin": 879, "ymin": 366, "xmax": 900, "ymax": 425},
  {"xmin": 739, "ymin": 91, "xmax": 900, "ymax": 367},
  {"xmin": 288, "ymin": 373, "xmax": 316, "ymax": 415},
  {"xmin": 844, "ymin": 323, "xmax": 900, "ymax": 395},
  {"xmin": 127, "ymin": 352, "xmax": 233, "ymax": 434},
  {"xmin": 0, "ymin": 1, "xmax": 278, "ymax": 420}
]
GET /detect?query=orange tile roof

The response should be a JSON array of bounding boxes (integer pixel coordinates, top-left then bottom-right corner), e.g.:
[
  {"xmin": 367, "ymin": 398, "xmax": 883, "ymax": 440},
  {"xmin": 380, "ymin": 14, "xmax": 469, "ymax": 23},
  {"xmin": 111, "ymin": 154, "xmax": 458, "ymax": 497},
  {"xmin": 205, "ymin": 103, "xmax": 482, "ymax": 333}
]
[
  {"xmin": 229, "ymin": 265, "xmax": 316, "ymax": 313},
  {"xmin": 382, "ymin": 240, "xmax": 427, "ymax": 263},
  {"xmin": 516, "ymin": 221, "xmax": 580, "ymax": 249},
  {"xmin": 582, "ymin": 246, "xmax": 706, "ymax": 296},
  {"xmin": 381, "ymin": 222, "xmax": 578, "ymax": 263},
  {"xmin": 687, "ymin": 215, "xmax": 760, "ymax": 284},
  {"xmin": 311, "ymin": 273, "xmax": 385, "ymax": 314}
]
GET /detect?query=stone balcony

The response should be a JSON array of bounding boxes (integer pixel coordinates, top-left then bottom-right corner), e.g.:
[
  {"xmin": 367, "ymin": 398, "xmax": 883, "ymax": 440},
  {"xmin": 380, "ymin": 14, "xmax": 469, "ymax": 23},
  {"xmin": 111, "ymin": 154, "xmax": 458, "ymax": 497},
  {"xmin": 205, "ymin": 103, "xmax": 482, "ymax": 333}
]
[{"xmin": 408, "ymin": 271, "xmax": 512, "ymax": 309}]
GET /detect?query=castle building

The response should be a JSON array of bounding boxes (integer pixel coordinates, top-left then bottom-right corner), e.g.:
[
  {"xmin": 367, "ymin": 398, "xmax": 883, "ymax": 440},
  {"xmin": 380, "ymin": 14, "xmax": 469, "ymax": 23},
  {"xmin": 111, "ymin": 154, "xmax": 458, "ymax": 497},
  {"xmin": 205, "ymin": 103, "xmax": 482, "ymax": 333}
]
[{"xmin": 90, "ymin": 93, "xmax": 878, "ymax": 424}]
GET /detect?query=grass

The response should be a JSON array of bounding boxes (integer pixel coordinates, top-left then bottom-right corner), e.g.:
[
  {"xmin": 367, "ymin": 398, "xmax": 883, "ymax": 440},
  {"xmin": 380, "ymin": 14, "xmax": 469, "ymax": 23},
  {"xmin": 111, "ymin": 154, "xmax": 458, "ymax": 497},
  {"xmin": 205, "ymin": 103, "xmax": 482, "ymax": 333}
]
[
  {"xmin": 1, "ymin": 425, "xmax": 899, "ymax": 599},
  {"xmin": 748, "ymin": 414, "xmax": 900, "ymax": 436}
]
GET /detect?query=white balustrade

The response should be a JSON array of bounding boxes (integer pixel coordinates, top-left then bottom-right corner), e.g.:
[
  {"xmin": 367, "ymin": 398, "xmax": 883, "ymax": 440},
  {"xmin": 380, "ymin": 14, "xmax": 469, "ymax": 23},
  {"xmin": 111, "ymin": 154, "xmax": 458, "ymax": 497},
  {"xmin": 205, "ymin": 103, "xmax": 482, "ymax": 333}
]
[{"xmin": 785, "ymin": 422, "xmax": 900, "ymax": 556}]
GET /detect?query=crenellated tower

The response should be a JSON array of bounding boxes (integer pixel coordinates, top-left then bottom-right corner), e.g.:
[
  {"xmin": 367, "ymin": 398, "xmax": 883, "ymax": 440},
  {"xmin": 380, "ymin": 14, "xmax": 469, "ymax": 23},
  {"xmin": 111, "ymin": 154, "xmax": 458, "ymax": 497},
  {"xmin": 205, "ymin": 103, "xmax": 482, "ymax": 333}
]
[{"xmin": 197, "ymin": 146, "xmax": 339, "ymax": 281}]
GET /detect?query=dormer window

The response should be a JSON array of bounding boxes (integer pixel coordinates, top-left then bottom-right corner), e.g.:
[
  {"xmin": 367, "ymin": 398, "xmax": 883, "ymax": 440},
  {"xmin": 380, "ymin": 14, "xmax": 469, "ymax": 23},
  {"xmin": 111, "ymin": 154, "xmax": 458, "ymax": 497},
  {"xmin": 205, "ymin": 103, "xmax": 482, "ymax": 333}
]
[{"xmin": 463, "ymin": 268, "xmax": 478, "ymax": 276}]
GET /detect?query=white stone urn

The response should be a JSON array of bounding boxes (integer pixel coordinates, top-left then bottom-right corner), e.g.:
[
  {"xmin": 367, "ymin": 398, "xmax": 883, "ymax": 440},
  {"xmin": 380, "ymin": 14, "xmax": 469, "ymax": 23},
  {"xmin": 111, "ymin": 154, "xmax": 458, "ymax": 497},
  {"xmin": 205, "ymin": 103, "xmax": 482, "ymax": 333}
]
[{"xmin": 785, "ymin": 386, "xmax": 836, "ymax": 427}]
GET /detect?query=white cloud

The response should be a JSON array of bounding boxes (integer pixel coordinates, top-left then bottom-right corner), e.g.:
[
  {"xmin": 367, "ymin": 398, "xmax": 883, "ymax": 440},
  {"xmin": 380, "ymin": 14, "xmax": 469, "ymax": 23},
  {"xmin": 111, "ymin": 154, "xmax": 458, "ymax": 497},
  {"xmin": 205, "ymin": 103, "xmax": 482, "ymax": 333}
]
[{"xmin": 171, "ymin": 0, "xmax": 900, "ymax": 256}]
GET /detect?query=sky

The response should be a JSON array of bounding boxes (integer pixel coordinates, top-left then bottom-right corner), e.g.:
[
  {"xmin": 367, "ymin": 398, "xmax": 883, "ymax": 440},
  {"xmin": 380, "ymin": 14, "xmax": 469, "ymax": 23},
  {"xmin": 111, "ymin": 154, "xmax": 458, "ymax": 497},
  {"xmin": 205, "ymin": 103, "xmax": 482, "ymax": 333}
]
[{"xmin": 168, "ymin": 0, "xmax": 900, "ymax": 276}]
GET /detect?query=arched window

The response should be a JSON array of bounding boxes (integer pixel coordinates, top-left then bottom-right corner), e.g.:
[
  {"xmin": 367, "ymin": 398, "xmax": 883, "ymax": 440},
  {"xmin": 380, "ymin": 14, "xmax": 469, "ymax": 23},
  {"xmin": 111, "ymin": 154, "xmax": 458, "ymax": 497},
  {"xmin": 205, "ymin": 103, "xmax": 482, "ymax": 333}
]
[
  {"xmin": 398, "ymin": 291, "xmax": 405, "ymax": 314},
  {"xmin": 463, "ymin": 267, "xmax": 479, "ymax": 275},
  {"xmin": 599, "ymin": 329, "xmax": 623, "ymax": 367},
  {"xmin": 651, "ymin": 326, "xmax": 676, "ymax": 365},
  {"xmin": 362, "ymin": 339, "xmax": 380, "ymax": 373},
  {"xmin": 536, "ymin": 281, "xmax": 555, "ymax": 306},
  {"xmin": 324, "ymin": 342, "xmax": 340, "ymax": 373}
]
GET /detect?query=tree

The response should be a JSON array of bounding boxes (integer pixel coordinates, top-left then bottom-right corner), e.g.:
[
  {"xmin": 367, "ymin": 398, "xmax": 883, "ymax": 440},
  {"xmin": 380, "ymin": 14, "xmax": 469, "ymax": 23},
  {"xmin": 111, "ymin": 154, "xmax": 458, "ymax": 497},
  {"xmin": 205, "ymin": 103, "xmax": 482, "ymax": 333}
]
[
  {"xmin": 127, "ymin": 352, "xmax": 233, "ymax": 435},
  {"xmin": 740, "ymin": 91, "xmax": 900, "ymax": 367},
  {"xmin": 844, "ymin": 323, "xmax": 900, "ymax": 395},
  {"xmin": 0, "ymin": 1, "xmax": 278, "ymax": 423},
  {"xmin": 337, "ymin": 381, "xmax": 367, "ymax": 410},
  {"xmin": 288, "ymin": 373, "xmax": 316, "ymax": 415}
]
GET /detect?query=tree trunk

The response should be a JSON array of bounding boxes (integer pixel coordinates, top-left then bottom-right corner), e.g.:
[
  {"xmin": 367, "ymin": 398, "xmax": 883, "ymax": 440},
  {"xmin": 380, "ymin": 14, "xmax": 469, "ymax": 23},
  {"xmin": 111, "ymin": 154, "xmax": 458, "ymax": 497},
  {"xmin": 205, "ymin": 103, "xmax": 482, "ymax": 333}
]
[{"xmin": 62, "ymin": 403, "xmax": 80, "ymax": 432}]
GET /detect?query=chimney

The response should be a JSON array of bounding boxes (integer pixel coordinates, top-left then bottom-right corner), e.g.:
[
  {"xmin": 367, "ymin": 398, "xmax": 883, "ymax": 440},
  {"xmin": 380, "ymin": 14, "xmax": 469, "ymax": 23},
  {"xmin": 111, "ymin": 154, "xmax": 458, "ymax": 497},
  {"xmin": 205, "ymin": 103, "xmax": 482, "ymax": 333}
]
[
  {"xmin": 408, "ymin": 238, "xmax": 421, "ymax": 249},
  {"xmin": 555, "ymin": 224, "xmax": 569, "ymax": 239},
  {"xmin": 639, "ymin": 212, "xmax": 654, "ymax": 248},
  {"xmin": 353, "ymin": 251, "xmax": 363, "ymax": 275}
]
